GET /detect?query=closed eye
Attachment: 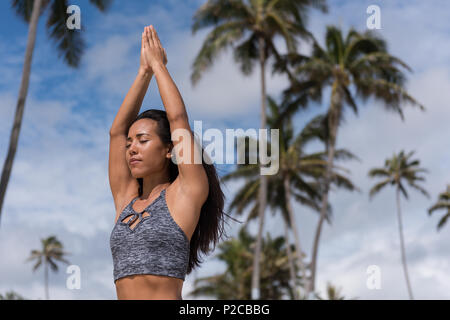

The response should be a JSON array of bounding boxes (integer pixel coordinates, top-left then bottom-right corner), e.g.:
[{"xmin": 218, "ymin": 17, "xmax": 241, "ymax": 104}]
[{"xmin": 125, "ymin": 140, "xmax": 148, "ymax": 148}]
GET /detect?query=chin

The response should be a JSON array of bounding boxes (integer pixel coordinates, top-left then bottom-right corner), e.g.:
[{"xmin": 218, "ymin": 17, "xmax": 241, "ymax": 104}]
[
  {"xmin": 131, "ymin": 171, "xmax": 142, "ymax": 178},
  {"xmin": 129, "ymin": 168, "xmax": 140, "ymax": 177},
  {"xmin": 130, "ymin": 169, "xmax": 148, "ymax": 179}
]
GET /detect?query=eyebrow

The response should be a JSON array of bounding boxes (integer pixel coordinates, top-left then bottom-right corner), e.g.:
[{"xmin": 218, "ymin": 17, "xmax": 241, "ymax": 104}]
[{"xmin": 126, "ymin": 133, "xmax": 151, "ymax": 141}]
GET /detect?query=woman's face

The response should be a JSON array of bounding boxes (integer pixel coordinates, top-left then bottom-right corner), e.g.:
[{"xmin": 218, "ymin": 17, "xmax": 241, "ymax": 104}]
[{"xmin": 126, "ymin": 119, "xmax": 171, "ymax": 178}]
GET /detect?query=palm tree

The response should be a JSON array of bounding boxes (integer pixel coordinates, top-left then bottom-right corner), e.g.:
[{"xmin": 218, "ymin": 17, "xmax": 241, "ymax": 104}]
[
  {"xmin": 368, "ymin": 150, "xmax": 429, "ymax": 300},
  {"xmin": 25, "ymin": 235, "xmax": 70, "ymax": 300},
  {"xmin": 273, "ymin": 25, "xmax": 425, "ymax": 297},
  {"xmin": 428, "ymin": 185, "xmax": 450, "ymax": 231},
  {"xmin": 221, "ymin": 95, "xmax": 358, "ymax": 298},
  {"xmin": 190, "ymin": 0, "xmax": 327, "ymax": 299},
  {"xmin": 281, "ymin": 212, "xmax": 301, "ymax": 299},
  {"xmin": 313, "ymin": 281, "xmax": 358, "ymax": 300},
  {"xmin": 187, "ymin": 226, "xmax": 298, "ymax": 299},
  {"xmin": 0, "ymin": 0, "xmax": 113, "ymax": 226},
  {"xmin": 0, "ymin": 290, "xmax": 26, "ymax": 300}
]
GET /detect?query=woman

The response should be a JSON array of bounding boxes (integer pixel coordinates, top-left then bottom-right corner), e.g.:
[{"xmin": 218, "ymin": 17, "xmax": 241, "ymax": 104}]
[{"xmin": 109, "ymin": 25, "xmax": 229, "ymax": 300}]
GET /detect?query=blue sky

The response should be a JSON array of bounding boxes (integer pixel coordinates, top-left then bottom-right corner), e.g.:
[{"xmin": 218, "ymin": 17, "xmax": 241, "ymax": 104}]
[{"xmin": 0, "ymin": 0, "xmax": 449, "ymax": 300}]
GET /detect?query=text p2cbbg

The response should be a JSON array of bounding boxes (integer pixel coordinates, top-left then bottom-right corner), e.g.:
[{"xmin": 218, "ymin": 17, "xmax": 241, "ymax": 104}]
[{"xmin": 223, "ymin": 304, "xmax": 270, "ymax": 315}]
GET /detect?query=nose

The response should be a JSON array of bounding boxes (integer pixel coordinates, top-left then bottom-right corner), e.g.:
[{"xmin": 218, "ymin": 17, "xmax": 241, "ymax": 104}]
[{"xmin": 128, "ymin": 141, "xmax": 139, "ymax": 155}]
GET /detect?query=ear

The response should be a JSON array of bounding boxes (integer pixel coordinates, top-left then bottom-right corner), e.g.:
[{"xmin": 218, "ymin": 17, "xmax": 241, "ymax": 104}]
[{"xmin": 166, "ymin": 143, "xmax": 173, "ymax": 159}]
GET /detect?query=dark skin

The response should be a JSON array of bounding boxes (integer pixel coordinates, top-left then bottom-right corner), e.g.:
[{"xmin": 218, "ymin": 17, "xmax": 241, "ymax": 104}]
[
  {"xmin": 125, "ymin": 118, "xmax": 172, "ymax": 203},
  {"xmin": 109, "ymin": 25, "xmax": 209, "ymax": 300}
]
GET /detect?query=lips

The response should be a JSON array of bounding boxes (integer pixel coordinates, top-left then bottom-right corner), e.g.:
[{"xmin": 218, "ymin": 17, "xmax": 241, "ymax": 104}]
[{"xmin": 129, "ymin": 158, "xmax": 141, "ymax": 165}]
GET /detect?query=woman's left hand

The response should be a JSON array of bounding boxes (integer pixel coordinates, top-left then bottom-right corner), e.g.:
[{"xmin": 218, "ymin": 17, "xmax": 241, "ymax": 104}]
[{"xmin": 143, "ymin": 25, "xmax": 168, "ymax": 70}]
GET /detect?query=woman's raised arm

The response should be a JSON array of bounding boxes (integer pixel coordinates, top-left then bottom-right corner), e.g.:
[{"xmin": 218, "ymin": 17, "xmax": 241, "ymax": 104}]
[
  {"xmin": 109, "ymin": 30, "xmax": 166, "ymax": 135},
  {"xmin": 142, "ymin": 25, "xmax": 186, "ymax": 122},
  {"xmin": 143, "ymin": 25, "xmax": 209, "ymax": 199}
]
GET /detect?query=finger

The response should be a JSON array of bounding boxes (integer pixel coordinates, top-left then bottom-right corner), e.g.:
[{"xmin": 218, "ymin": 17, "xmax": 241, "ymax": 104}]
[
  {"xmin": 150, "ymin": 25, "xmax": 160, "ymax": 47},
  {"xmin": 144, "ymin": 27, "xmax": 152, "ymax": 48},
  {"xmin": 154, "ymin": 27, "xmax": 162, "ymax": 48},
  {"xmin": 146, "ymin": 26, "xmax": 154, "ymax": 46}
]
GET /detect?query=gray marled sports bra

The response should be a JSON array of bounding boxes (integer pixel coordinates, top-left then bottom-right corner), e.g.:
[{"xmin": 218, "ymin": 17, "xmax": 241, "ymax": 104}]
[{"xmin": 109, "ymin": 188, "xmax": 190, "ymax": 283}]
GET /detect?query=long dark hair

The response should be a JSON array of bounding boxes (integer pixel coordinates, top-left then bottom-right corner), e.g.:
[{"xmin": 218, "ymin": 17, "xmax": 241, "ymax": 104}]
[{"xmin": 129, "ymin": 109, "xmax": 235, "ymax": 274}]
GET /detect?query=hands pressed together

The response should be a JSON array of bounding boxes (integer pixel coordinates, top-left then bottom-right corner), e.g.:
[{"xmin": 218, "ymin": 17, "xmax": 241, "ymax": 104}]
[{"xmin": 140, "ymin": 25, "xmax": 167, "ymax": 74}]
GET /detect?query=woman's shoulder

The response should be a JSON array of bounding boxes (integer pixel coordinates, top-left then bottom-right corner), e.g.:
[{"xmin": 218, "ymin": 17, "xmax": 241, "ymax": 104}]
[{"xmin": 166, "ymin": 177, "xmax": 207, "ymax": 210}]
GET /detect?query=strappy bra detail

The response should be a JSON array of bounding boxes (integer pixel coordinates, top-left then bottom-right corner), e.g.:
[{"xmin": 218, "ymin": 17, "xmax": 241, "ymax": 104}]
[{"xmin": 109, "ymin": 188, "xmax": 190, "ymax": 283}]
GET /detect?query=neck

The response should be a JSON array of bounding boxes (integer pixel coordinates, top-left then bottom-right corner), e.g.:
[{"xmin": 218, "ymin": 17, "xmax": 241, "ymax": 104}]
[{"xmin": 140, "ymin": 172, "xmax": 171, "ymax": 200}]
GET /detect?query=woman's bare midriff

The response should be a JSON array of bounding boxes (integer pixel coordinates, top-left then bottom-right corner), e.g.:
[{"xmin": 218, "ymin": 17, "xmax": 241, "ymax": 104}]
[{"xmin": 115, "ymin": 274, "xmax": 184, "ymax": 300}]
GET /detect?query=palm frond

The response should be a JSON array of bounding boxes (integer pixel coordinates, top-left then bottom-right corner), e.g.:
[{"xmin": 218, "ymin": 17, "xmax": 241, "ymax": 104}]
[
  {"xmin": 88, "ymin": 0, "xmax": 113, "ymax": 12},
  {"xmin": 330, "ymin": 171, "xmax": 360, "ymax": 193},
  {"xmin": 191, "ymin": 0, "xmax": 252, "ymax": 35},
  {"xmin": 191, "ymin": 20, "xmax": 246, "ymax": 85},
  {"xmin": 398, "ymin": 182, "xmax": 409, "ymax": 199},
  {"xmin": 32, "ymin": 259, "xmax": 42, "ymax": 272},
  {"xmin": 265, "ymin": 10, "xmax": 298, "ymax": 53},
  {"xmin": 356, "ymin": 78, "xmax": 425, "ymax": 121},
  {"xmin": 428, "ymin": 202, "xmax": 450, "ymax": 215},
  {"xmin": 227, "ymin": 178, "xmax": 259, "ymax": 216},
  {"xmin": 325, "ymin": 25, "xmax": 345, "ymax": 65},
  {"xmin": 221, "ymin": 164, "xmax": 259, "ymax": 181},
  {"xmin": 368, "ymin": 179, "xmax": 390, "ymax": 200},
  {"xmin": 436, "ymin": 213, "xmax": 450, "ymax": 231},
  {"xmin": 408, "ymin": 182, "xmax": 430, "ymax": 198},
  {"xmin": 368, "ymin": 168, "xmax": 390, "ymax": 178},
  {"xmin": 10, "ymin": 0, "xmax": 50, "ymax": 23},
  {"xmin": 333, "ymin": 149, "xmax": 360, "ymax": 162},
  {"xmin": 47, "ymin": 258, "xmax": 59, "ymax": 272},
  {"xmin": 233, "ymin": 33, "xmax": 258, "ymax": 76}
]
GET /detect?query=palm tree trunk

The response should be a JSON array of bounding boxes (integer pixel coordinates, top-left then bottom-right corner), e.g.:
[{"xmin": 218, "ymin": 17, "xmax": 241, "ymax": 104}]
[
  {"xmin": 0, "ymin": 0, "xmax": 42, "ymax": 226},
  {"xmin": 251, "ymin": 36, "xmax": 268, "ymax": 300},
  {"xmin": 44, "ymin": 260, "xmax": 49, "ymax": 300},
  {"xmin": 283, "ymin": 175, "xmax": 308, "ymax": 299},
  {"xmin": 396, "ymin": 186, "xmax": 414, "ymax": 300},
  {"xmin": 282, "ymin": 217, "xmax": 299, "ymax": 300},
  {"xmin": 307, "ymin": 84, "xmax": 341, "ymax": 298}
]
